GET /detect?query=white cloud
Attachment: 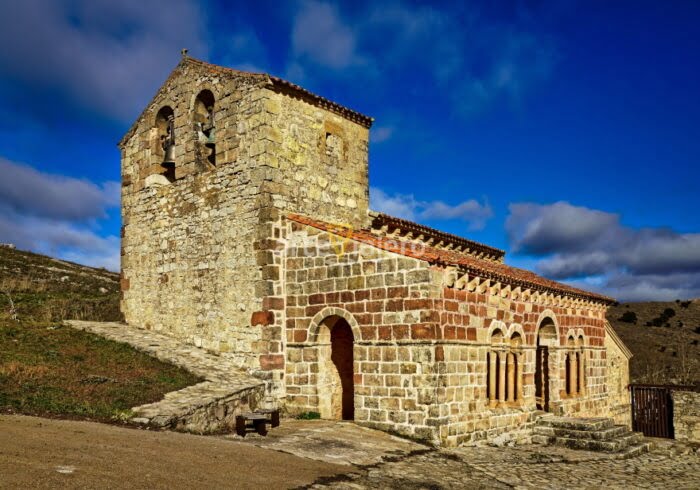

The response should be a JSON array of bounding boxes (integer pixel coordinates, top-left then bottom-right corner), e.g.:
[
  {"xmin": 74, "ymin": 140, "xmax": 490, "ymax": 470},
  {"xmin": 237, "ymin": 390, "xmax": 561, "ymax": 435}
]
[
  {"xmin": 0, "ymin": 158, "xmax": 119, "ymax": 221},
  {"xmin": 371, "ymin": 188, "xmax": 419, "ymax": 220},
  {"xmin": 507, "ymin": 201, "xmax": 618, "ymax": 255},
  {"xmin": 0, "ymin": 0, "xmax": 208, "ymax": 121},
  {"xmin": 0, "ymin": 158, "xmax": 119, "ymax": 271},
  {"xmin": 219, "ymin": 27, "xmax": 270, "ymax": 74},
  {"xmin": 291, "ymin": 1, "xmax": 364, "ymax": 70},
  {"xmin": 370, "ymin": 126, "xmax": 394, "ymax": 144},
  {"xmin": 506, "ymin": 201, "xmax": 700, "ymax": 301},
  {"xmin": 453, "ymin": 30, "xmax": 556, "ymax": 116},
  {"xmin": 371, "ymin": 187, "xmax": 493, "ymax": 231},
  {"xmin": 284, "ymin": 1, "xmax": 555, "ymax": 117}
]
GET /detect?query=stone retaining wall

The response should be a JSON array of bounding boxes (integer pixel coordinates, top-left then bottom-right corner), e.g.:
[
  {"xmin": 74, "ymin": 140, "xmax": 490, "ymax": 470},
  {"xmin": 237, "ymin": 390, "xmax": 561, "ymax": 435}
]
[{"xmin": 672, "ymin": 389, "xmax": 700, "ymax": 443}]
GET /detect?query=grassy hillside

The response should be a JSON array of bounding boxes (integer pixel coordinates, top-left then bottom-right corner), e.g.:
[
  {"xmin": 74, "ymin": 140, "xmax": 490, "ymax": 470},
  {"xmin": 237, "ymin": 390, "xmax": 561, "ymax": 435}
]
[
  {"xmin": 0, "ymin": 245, "xmax": 121, "ymax": 322},
  {"xmin": 607, "ymin": 300, "xmax": 700, "ymax": 386},
  {"xmin": 0, "ymin": 246, "xmax": 201, "ymax": 421}
]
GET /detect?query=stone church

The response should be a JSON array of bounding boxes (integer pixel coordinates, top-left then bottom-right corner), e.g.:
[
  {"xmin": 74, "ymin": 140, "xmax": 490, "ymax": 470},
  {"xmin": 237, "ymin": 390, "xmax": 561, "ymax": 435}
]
[{"xmin": 119, "ymin": 54, "xmax": 631, "ymax": 446}]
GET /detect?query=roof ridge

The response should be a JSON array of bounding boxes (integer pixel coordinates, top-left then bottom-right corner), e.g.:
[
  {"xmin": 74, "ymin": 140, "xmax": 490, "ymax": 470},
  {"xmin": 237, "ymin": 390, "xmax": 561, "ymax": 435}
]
[
  {"xmin": 185, "ymin": 56, "xmax": 373, "ymax": 128},
  {"xmin": 119, "ymin": 55, "xmax": 374, "ymax": 147},
  {"xmin": 369, "ymin": 211, "xmax": 505, "ymax": 259},
  {"xmin": 184, "ymin": 56, "xmax": 373, "ymax": 127}
]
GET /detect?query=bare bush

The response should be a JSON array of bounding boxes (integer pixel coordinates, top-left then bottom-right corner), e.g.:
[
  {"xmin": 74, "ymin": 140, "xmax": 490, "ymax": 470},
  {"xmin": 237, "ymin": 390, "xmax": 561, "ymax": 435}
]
[{"xmin": 1, "ymin": 290, "xmax": 18, "ymax": 321}]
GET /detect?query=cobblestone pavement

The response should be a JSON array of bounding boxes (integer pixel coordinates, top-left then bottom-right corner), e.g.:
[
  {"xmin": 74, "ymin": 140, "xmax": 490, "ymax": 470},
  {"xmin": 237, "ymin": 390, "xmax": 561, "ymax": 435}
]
[
  {"xmin": 309, "ymin": 441, "xmax": 700, "ymax": 490},
  {"xmin": 230, "ymin": 420, "xmax": 699, "ymax": 489},
  {"xmin": 67, "ymin": 321, "xmax": 263, "ymax": 426}
]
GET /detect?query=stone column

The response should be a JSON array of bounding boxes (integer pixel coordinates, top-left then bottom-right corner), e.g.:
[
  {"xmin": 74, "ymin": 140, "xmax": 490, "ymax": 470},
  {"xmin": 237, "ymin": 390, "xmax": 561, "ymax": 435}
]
[
  {"xmin": 578, "ymin": 351, "xmax": 585, "ymax": 395},
  {"xmin": 507, "ymin": 352, "xmax": 515, "ymax": 402},
  {"xmin": 516, "ymin": 352, "xmax": 524, "ymax": 402},
  {"xmin": 569, "ymin": 352, "xmax": 578, "ymax": 395},
  {"xmin": 488, "ymin": 351, "xmax": 497, "ymax": 403},
  {"xmin": 498, "ymin": 351, "xmax": 506, "ymax": 404}
]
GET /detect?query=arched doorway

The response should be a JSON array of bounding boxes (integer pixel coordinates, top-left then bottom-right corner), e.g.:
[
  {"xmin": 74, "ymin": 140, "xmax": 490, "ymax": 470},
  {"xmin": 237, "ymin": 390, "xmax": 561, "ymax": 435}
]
[
  {"xmin": 535, "ymin": 318, "xmax": 558, "ymax": 411},
  {"xmin": 317, "ymin": 316, "xmax": 355, "ymax": 420}
]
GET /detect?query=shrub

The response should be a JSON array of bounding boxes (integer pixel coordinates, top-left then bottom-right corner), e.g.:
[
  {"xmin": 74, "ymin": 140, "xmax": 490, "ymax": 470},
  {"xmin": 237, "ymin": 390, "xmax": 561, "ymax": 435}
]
[
  {"xmin": 618, "ymin": 311, "xmax": 638, "ymax": 324},
  {"xmin": 646, "ymin": 308, "xmax": 677, "ymax": 327},
  {"xmin": 296, "ymin": 411, "xmax": 321, "ymax": 420}
]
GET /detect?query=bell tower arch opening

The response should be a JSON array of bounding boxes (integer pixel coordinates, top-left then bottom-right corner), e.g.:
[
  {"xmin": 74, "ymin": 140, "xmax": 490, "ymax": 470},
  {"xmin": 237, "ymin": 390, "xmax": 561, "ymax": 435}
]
[
  {"xmin": 155, "ymin": 106, "xmax": 175, "ymax": 181},
  {"xmin": 194, "ymin": 89, "xmax": 216, "ymax": 166}
]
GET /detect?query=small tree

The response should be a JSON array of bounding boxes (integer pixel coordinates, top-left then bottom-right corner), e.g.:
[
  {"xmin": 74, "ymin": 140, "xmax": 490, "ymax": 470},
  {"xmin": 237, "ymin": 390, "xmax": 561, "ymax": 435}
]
[{"xmin": 619, "ymin": 311, "xmax": 637, "ymax": 324}]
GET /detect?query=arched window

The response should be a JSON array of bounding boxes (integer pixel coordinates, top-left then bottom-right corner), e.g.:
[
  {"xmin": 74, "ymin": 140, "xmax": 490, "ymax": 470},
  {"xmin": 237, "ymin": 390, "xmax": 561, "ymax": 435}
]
[
  {"xmin": 155, "ymin": 106, "xmax": 176, "ymax": 181},
  {"xmin": 487, "ymin": 329, "xmax": 504, "ymax": 406},
  {"xmin": 507, "ymin": 332, "xmax": 523, "ymax": 403},
  {"xmin": 194, "ymin": 90, "xmax": 216, "ymax": 166},
  {"xmin": 487, "ymin": 328, "xmax": 523, "ymax": 406}
]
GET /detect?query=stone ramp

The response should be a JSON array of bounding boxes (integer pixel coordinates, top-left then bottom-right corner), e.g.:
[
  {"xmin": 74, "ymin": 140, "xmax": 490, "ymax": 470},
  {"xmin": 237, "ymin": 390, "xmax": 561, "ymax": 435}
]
[
  {"xmin": 533, "ymin": 416, "xmax": 653, "ymax": 458},
  {"xmin": 225, "ymin": 419, "xmax": 426, "ymax": 466},
  {"xmin": 67, "ymin": 321, "xmax": 266, "ymax": 433}
]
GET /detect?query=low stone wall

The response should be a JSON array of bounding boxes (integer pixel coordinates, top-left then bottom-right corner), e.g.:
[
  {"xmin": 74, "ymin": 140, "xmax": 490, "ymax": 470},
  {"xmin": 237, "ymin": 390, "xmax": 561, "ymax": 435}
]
[
  {"xmin": 134, "ymin": 383, "xmax": 266, "ymax": 434},
  {"xmin": 673, "ymin": 389, "xmax": 700, "ymax": 443},
  {"xmin": 67, "ymin": 321, "xmax": 267, "ymax": 434}
]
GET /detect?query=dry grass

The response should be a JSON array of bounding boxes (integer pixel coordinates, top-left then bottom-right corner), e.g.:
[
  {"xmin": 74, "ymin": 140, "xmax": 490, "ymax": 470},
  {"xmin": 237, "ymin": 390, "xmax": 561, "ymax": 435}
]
[
  {"xmin": 0, "ymin": 246, "xmax": 202, "ymax": 421},
  {"xmin": 608, "ymin": 300, "xmax": 700, "ymax": 386}
]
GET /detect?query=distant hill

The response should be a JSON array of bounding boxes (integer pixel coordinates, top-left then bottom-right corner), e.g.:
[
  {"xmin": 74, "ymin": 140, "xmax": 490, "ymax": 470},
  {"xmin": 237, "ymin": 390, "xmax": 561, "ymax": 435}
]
[
  {"xmin": 0, "ymin": 245, "xmax": 120, "ymax": 322},
  {"xmin": 607, "ymin": 300, "xmax": 700, "ymax": 386}
]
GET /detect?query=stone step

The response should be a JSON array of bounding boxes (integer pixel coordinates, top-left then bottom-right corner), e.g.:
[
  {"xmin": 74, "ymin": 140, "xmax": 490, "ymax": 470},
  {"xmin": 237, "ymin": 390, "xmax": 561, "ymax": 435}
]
[
  {"xmin": 533, "ymin": 424, "xmax": 629, "ymax": 440},
  {"xmin": 616, "ymin": 441, "xmax": 654, "ymax": 459},
  {"xmin": 537, "ymin": 416, "xmax": 614, "ymax": 432},
  {"xmin": 532, "ymin": 432, "xmax": 644, "ymax": 452}
]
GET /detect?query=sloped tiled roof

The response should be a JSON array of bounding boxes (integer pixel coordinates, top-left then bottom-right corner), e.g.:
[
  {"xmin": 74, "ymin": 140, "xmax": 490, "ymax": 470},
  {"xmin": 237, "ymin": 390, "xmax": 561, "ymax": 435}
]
[
  {"xmin": 370, "ymin": 211, "xmax": 505, "ymax": 261},
  {"xmin": 288, "ymin": 213, "xmax": 615, "ymax": 305},
  {"xmin": 185, "ymin": 57, "xmax": 374, "ymax": 127}
]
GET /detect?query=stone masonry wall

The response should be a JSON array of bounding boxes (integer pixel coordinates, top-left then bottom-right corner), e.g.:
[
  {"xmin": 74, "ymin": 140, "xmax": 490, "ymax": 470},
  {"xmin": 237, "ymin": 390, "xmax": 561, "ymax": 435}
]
[
  {"xmin": 243, "ymin": 87, "xmax": 371, "ymax": 395},
  {"xmin": 260, "ymin": 90, "xmax": 370, "ymax": 228},
  {"xmin": 604, "ymin": 327, "xmax": 632, "ymax": 427},
  {"xmin": 121, "ymin": 59, "xmax": 371, "ymax": 387},
  {"xmin": 672, "ymin": 389, "xmax": 700, "ymax": 443},
  {"xmin": 435, "ymin": 284, "xmax": 610, "ymax": 446},
  {"xmin": 120, "ymin": 62, "xmax": 270, "ymax": 371},
  {"xmin": 283, "ymin": 222, "xmax": 444, "ymax": 442},
  {"xmin": 282, "ymin": 221, "xmax": 613, "ymax": 446}
]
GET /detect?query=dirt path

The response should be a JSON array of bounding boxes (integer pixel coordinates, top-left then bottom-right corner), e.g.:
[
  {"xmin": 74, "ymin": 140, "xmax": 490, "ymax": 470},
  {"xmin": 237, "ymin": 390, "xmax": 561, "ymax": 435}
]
[{"xmin": 0, "ymin": 415, "xmax": 350, "ymax": 489}]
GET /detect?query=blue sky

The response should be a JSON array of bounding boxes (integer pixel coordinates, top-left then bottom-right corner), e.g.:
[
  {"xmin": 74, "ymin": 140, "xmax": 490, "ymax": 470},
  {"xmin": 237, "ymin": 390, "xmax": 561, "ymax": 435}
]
[{"xmin": 0, "ymin": 0, "xmax": 698, "ymax": 301}]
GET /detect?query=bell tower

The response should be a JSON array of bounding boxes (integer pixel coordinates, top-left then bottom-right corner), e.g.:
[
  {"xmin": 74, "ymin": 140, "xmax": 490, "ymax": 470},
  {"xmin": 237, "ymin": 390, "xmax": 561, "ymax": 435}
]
[{"xmin": 118, "ymin": 55, "xmax": 372, "ymax": 376}]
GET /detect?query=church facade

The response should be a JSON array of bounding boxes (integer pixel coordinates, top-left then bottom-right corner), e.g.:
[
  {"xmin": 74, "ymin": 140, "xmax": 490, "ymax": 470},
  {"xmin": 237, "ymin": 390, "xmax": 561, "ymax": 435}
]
[{"xmin": 119, "ymin": 55, "xmax": 631, "ymax": 446}]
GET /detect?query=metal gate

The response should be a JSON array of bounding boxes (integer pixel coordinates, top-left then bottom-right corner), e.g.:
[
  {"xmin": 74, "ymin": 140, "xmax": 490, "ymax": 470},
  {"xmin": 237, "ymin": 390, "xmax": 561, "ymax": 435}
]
[{"xmin": 630, "ymin": 384, "xmax": 673, "ymax": 438}]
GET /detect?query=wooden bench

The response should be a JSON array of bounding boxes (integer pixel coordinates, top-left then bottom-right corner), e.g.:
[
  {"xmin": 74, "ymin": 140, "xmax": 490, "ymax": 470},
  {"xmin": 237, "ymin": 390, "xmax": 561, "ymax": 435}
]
[{"xmin": 235, "ymin": 409, "xmax": 280, "ymax": 437}]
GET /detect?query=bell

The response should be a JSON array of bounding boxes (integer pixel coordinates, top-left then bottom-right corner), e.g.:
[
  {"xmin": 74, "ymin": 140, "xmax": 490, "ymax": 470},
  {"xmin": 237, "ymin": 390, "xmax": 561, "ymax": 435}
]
[
  {"xmin": 205, "ymin": 127, "xmax": 216, "ymax": 149},
  {"xmin": 162, "ymin": 144, "xmax": 176, "ymax": 167}
]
